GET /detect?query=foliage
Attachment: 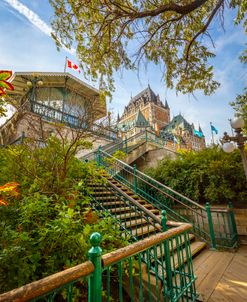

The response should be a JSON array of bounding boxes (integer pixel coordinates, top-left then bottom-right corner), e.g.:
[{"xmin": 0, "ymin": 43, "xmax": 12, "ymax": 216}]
[
  {"xmin": 230, "ymin": 88, "xmax": 247, "ymax": 132},
  {"xmin": 0, "ymin": 182, "xmax": 19, "ymax": 206},
  {"xmin": 0, "ymin": 70, "xmax": 14, "ymax": 116},
  {"xmin": 0, "ymin": 138, "xmax": 128, "ymax": 294},
  {"xmin": 49, "ymin": 0, "xmax": 246, "ymax": 98},
  {"xmin": 145, "ymin": 146, "xmax": 247, "ymax": 206},
  {"xmin": 112, "ymin": 150, "xmax": 126, "ymax": 161}
]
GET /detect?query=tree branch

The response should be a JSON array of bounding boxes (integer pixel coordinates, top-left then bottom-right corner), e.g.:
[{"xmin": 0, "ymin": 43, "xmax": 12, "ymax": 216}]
[{"xmin": 185, "ymin": 0, "xmax": 224, "ymax": 62}]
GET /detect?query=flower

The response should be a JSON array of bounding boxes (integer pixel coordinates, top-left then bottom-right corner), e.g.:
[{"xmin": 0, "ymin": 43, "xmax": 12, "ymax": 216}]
[
  {"xmin": 0, "ymin": 182, "xmax": 20, "ymax": 206},
  {"xmin": 0, "ymin": 70, "xmax": 14, "ymax": 96},
  {"xmin": 0, "ymin": 199, "xmax": 8, "ymax": 206}
]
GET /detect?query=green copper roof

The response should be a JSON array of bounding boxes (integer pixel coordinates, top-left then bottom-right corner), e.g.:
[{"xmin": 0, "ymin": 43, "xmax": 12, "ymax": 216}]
[
  {"xmin": 162, "ymin": 114, "xmax": 193, "ymax": 133},
  {"xmin": 135, "ymin": 110, "xmax": 149, "ymax": 128}
]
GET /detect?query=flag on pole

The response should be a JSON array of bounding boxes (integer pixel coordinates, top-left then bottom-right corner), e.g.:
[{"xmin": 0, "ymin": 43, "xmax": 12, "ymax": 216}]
[
  {"xmin": 210, "ymin": 123, "xmax": 218, "ymax": 134},
  {"xmin": 193, "ymin": 129, "xmax": 203, "ymax": 138},
  {"xmin": 67, "ymin": 58, "xmax": 81, "ymax": 74}
]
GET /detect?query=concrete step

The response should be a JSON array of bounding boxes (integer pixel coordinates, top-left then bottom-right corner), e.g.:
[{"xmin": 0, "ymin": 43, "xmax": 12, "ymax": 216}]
[
  {"xmin": 131, "ymin": 225, "xmax": 157, "ymax": 238},
  {"xmin": 92, "ymin": 196, "xmax": 120, "ymax": 201},
  {"xmin": 116, "ymin": 212, "xmax": 142, "ymax": 220},
  {"xmin": 106, "ymin": 206, "xmax": 131, "ymax": 214},
  {"xmin": 101, "ymin": 201, "xmax": 126, "ymax": 207},
  {"xmin": 125, "ymin": 218, "xmax": 150, "ymax": 228}
]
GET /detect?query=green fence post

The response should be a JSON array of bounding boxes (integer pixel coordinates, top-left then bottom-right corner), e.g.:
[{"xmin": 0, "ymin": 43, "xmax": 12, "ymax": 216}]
[
  {"xmin": 228, "ymin": 202, "xmax": 238, "ymax": 246},
  {"xmin": 125, "ymin": 138, "xmax": 128, "ymax": 154},
  {"xmin": 205, "ymin": 202, "xmax": 216, "ymax": 249},
  {"xmin": 97, "ymin": 146, "xmax": 102, "ymax": 167},
  {"xmin": 88, "ymin": 232, "xmax": 102, "ymax": 302},
  {"xmin": 133, "ymin": 164, "xmax": 137, "ymax": 193},
  {"xmin": 161, "ymin": 210, "xmax": 174, "ymax": 300},
  {"xmin": 145, "ymin": 129, "xmax": 148, "ymax": 143}
]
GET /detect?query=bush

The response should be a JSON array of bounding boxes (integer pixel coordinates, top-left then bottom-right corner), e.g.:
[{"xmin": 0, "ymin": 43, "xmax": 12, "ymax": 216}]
[
  {"xmin": 145, "ymin": 146, "xmax": 247, "ymax": 206},
  {"xmin": 0, "ymin": 138, "xmax": 127, "ymax": 293}
]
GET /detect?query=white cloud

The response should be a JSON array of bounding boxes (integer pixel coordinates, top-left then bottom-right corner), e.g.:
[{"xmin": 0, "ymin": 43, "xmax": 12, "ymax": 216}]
[
  {"xmin": 4, "ymin": 0, "xmax": 75, "ymax": 55},
  {"xmin": 4, "ymin": 0, "xmax": 51, "ymax": 35}
]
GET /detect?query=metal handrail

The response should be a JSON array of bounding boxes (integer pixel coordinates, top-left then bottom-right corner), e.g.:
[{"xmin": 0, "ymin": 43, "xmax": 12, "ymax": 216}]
[
  {"xmin": 101, "ymin": 150, "xmax": 206, "ymax": 211},
  {"xmin": 102, "ymin": 223, "xmax": 192, "ymax": 267},
  {"xmin": 0, "ymin": 223, "xmax": 192, "ymax": 302},
  {"xmin": 111, "ymin": 161, "xmax": 205, "ymax": 217},
  {"xmin": 31, "ymin": 100, "xmax": 118, "ymax": 140},
  {"xmin": 0, "ymin": 261, "xmax": 94, "ymax": 302},
  {"xmin": 106, "ymin": 179, "xmax": 191, "ymax": 228},
  {"xmin": 105, "ymin": 179, "xmax": 162, "ymax": 228}
]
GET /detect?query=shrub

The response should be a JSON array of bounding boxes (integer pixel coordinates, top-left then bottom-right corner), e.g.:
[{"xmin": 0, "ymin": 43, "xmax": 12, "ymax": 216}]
[
  {"xmin": 0, "ymin": 138, "xmax": 127, "ymax": 293},
  {"xmin": 145, "ymin": 146, "xmax": 247, "ymax": 206}
]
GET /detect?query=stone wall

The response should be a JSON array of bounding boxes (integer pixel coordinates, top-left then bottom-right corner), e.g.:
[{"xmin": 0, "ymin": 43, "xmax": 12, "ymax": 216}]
[{"xmin": 134, "ymin": 146, "xmax": 178, "ymax": 170}]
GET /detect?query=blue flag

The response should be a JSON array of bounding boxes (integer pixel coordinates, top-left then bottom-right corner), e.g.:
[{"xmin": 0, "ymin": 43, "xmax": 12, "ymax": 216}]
[
  {"xmin": 193, "ymin": 129, "xmax": 203, "ymax": 138},
  {"xmin": 210, "ymin": 124, "xmax": 218, "ymax": 134}
]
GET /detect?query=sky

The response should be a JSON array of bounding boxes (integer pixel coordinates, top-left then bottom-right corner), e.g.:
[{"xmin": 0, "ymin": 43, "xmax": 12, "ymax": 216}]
[{"xmin": 0, "ymin": 0, "xmax": 246, "ymax": 144}]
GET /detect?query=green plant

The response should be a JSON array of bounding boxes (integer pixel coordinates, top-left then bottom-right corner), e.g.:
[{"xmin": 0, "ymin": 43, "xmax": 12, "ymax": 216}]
[
  {"xmin": 145, "ymin": 146, "xmax": 247, "ymax": 206},
  {"xmin": 0, "ymin": 138, "xmax": 128, "ymax": 294}
]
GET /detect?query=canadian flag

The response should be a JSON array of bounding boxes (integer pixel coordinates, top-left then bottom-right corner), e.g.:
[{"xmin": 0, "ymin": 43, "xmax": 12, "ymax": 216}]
[{"xmin": 67, "ymin": 59, "xmax": 81, "ymax": 73}]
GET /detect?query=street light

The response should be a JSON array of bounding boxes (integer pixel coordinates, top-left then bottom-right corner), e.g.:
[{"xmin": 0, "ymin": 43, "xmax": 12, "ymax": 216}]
[
  {"xmin": 222, "ymin": 117, "xmax": 247, "ymax": 180},
  {"xmin": 26, "ymin": 77, "xmax": 43, "ymax": 103}
]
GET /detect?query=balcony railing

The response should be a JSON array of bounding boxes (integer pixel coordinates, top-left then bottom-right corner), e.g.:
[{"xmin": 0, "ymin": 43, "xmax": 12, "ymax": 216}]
[{"xmin": 30, "ymin": 101, "xmax": 118, "ymax": 141}]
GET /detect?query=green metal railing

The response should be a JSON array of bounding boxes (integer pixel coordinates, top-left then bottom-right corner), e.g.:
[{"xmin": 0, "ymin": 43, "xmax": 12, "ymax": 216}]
[
  {"xmin": 82, "ymin": 129, "xmax": 166, "ymax": 162},
  {"xmin": 96, "ymin": 150, "xmax": 239, "ymax": 249},
  {"xmin": 0, "ymin": 222, "xmax": 197, "ymax": 302},
  {"xmin": 89, "ymin": 179, "xmax": 162, "ymax": 241},
  {"xmin": 31, "ymin": 100, "xmax": 118, "ymax": 141}
]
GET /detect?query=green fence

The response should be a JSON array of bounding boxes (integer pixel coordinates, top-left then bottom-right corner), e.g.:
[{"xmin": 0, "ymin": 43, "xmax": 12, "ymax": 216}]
[
  {"xmin": 97, "ymin": 150, "xmax": 239, "ymax": 250},
  {"xmin": 0, "ymin": 223, "xmax": 197, "ymax": 302},
  {"xmin": 82, "ymin": 129, "xmax": 167, "ymax": 162}
]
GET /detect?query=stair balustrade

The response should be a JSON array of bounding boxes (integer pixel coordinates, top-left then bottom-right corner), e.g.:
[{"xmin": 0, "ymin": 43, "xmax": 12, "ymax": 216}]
[
  {"xmin": 0, "ymin": 222, "xmax": 197, "ymax": 302},
  {"xmin": 96, "ymin": 150, "xmax": 239, "ymax": 249}
]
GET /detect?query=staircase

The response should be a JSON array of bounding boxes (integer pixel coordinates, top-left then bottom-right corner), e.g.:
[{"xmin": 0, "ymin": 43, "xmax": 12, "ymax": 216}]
[
  {"xmin": 81, "ymin": 129, "xmax": 166, "ymax": 164},
  {"xmin": 88, "ymin": 174, "xmax": 207, "ymax": 273},
  {"xmin": 93, "ymin": 149, "xmax": 239, "ymax": 250}
]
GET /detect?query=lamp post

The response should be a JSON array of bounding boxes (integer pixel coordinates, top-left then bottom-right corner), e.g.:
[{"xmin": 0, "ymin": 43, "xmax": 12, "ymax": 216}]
[
  {"xmin": 222, "ymin": 117, "xmax": 247, "ymax": 181},
  {"xmin": 27, "ymin": 77, "xmax": 43, "ymax": 103}
]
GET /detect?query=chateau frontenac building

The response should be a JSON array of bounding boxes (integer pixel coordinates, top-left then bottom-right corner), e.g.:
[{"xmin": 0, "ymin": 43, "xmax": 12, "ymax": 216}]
[{"xmin": 117, "ymin": 86, "xmax": 205, "ymax": 151}]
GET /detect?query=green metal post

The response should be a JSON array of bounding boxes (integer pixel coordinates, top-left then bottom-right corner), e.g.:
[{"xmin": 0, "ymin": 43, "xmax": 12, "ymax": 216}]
[
  {"xmin": 161, "ymin": 210, "xmax": 174, "ymax": 300},
  {"xmin": 125, "ymin": 138, "xmax": 128, "ymax": 154},
  {"xmin": 145, "ymin": 129, "xmax": 148, "ymax": 143},
  {"xmin": 97, "ymin": 146, "xmax": 102, "ymax": 167},
  {"xmin": 205, "ymin": 202, "xmax": 216, "ymax": 249},
  {"xmin": 88, "ymin": 232, "xmax": 102, "ymax": 302},
  {"xmin": 228, "ymin": 202, "xmax": 238, "ymax": 245},
  {"xmin": 133, "ymin": 164, "xmax": 137, "ymax": 193}
]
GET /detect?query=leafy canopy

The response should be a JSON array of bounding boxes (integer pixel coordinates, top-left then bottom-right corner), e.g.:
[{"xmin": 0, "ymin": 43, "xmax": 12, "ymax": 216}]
[{"xmin": 49, "ymin": 0, "xmax": 246, "ymax": 98}]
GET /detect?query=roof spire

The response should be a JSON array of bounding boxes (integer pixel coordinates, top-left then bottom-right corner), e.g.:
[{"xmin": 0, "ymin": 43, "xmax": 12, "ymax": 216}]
[
  {"xmin": 199, "ymin": 124, "xmax": 203, "ymax": 133},
  {"xmin": 165, "ymin": 98, "xmax": 169, "ymax": 109}
]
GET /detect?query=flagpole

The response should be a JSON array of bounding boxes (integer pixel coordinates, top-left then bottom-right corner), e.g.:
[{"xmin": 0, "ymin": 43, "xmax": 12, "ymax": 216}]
[
  {"xmin": 63, "ymin": 56, "xmax": 68, "ymax": 114},
  {"xmin": 210, "ymin": 122, "xmax": 214, "ymax": 145},
  {"xmin": 64, "ymin": 56, "xmax": 68, "ymax": 73}
]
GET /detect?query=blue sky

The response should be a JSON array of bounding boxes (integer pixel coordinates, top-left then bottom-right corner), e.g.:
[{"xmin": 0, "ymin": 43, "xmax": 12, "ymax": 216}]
[{"xmin": 0, "ymin": 0, "xmax": 246, "ymax": 143}]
